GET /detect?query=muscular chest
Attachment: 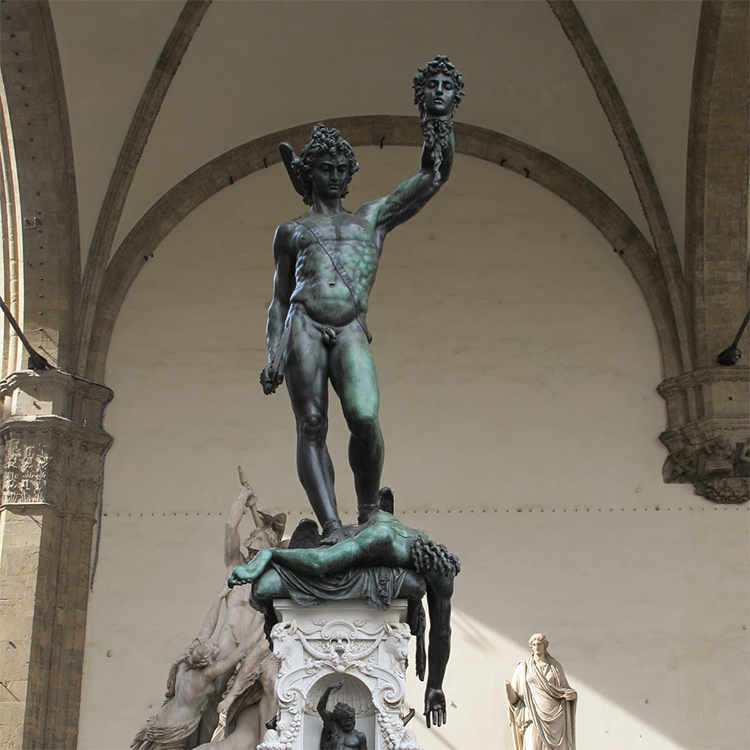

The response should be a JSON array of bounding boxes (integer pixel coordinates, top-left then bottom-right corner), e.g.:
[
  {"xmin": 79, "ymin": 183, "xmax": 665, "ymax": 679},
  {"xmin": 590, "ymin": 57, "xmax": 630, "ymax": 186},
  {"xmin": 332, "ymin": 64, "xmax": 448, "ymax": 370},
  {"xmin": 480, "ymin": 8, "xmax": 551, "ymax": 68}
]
[{"xmin": 295, "ymin": 216, "xmax": 381, "ymax": 283}]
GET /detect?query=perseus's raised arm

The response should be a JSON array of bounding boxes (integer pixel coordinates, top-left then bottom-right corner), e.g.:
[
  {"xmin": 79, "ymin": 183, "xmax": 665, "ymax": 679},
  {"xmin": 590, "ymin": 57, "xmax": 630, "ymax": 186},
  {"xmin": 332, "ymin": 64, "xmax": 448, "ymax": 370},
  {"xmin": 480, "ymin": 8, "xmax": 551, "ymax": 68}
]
[
  {"xmin": 363, "ymin": 132, "xmax": 454, "ymax": 236},
  {"xmin": 366, "ymin": 55, "xmax": 463, "ymax": 235}
]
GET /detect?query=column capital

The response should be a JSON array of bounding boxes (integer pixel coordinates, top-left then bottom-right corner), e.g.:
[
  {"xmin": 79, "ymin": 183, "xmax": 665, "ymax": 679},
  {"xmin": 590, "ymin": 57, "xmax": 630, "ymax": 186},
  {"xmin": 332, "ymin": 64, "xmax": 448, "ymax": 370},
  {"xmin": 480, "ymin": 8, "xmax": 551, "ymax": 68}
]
[{"xmin": 0, "ymin": 369, "xmax": 113, "ymax": 522}]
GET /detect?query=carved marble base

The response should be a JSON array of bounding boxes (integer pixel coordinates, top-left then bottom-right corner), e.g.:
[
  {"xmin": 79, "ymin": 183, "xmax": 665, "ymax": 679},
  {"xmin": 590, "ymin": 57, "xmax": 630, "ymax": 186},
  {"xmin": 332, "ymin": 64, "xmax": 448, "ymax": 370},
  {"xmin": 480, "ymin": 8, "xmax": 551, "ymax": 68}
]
[{"xmin": 258, "ymin": 599, "xmax": 422, "ymax": 750}]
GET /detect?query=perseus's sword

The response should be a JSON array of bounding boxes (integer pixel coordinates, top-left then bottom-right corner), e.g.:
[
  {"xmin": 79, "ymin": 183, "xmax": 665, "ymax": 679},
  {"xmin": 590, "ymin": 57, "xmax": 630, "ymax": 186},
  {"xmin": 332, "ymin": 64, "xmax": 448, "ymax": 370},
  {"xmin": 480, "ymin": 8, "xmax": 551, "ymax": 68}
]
[{"xmin": 270, "ymin": 310, "xmax": 293, "ymax": 376}]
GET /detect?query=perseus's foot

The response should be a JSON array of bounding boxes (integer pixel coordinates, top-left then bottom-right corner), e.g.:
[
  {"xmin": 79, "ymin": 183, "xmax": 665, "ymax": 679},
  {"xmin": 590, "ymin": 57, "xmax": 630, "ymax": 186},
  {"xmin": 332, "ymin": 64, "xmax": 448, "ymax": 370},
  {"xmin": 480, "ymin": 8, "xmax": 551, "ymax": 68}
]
[
  {"xmin": 319, "ymin": 523, "xmax": 357, "ymax": 546},
  {"xmin": 228, "ymin": 548, "xmax": 273, "ymax": 587}
]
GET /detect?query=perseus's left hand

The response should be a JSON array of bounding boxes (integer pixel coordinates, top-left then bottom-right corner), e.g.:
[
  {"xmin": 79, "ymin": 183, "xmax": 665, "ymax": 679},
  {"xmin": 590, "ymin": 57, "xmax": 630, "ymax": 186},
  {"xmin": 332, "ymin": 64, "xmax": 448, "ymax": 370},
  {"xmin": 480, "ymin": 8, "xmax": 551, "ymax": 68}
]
[
  {"xmin": 424, "ymin": 687, "xmax": 447, "ymax": 728},
  {"xmin": 260, "ymin": 362, "xmax": 284, "ymax": 395}
]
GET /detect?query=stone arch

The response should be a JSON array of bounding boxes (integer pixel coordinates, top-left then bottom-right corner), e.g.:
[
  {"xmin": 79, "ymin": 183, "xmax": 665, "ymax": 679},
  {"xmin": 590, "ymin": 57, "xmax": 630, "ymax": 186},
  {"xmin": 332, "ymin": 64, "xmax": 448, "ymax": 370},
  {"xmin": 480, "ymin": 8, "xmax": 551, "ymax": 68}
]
[
  {"xmin": 83, "ymin": 116, "xmax": 682, "ymax": 383},
  {"xmin": 74, "ymin": 0, "xmax": 212, "ymax": 376},
  {"xmin": 549, "ymin": 0, "xmax": 693, "ymax": 374}
]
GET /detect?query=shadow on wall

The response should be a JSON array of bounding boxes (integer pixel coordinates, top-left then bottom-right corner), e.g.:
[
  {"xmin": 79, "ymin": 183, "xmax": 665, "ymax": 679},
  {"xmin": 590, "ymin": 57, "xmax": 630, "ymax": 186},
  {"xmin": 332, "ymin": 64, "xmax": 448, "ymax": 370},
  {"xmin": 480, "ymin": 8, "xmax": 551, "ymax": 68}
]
[{"xmin": 432, "ymin": 508, "xmax": 749, "ymax": 750}]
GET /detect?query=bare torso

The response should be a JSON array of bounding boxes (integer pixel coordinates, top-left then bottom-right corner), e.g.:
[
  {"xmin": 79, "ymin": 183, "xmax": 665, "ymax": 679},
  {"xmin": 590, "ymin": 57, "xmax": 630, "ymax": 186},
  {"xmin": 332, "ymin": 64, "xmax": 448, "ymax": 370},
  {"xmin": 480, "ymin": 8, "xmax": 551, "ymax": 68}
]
[
  {"xmin": 156, "ymin": 666, "xmax": 215, "ymax": 727},
  {"xmin": 332, "ymin": 730, "xmax": 367, "ymax": 749},
  {"xmin": 218, "ymin": 547, "xmax": 266, "ymax": 655},
  {"xmin": 286, "ymin": 208, "xmax": 381, "ymax": 326},
  {"xmin": 262, "ymin": 130, "xmax": 452, "ymax": 535},
  {"xmin": 216, "ymin": 590, "xmax": 264, "ymax": 653}
]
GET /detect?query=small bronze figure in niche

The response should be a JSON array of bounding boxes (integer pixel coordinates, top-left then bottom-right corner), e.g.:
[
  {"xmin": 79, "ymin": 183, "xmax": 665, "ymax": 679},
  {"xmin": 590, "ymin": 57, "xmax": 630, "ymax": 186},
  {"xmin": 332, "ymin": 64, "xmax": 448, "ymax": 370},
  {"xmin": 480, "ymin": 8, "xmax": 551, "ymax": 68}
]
[{"xmin": 317, "ymin": 682, "xmax": 367, "ymax": 750}]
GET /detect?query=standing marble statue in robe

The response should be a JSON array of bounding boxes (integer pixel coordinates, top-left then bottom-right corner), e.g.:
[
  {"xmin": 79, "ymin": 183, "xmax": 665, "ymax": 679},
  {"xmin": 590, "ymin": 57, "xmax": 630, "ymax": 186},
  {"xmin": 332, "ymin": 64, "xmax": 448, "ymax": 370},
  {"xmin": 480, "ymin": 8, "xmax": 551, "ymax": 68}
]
[{"xmin": 506, "ymin": 634, "xmax": 577, "ymax": 750}]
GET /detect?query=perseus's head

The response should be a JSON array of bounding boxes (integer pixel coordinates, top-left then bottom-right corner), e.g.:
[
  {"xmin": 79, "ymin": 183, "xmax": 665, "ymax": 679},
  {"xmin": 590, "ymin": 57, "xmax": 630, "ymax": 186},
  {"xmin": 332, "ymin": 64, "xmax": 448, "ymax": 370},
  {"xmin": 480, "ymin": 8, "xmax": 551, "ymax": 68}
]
[
  {"xmin": 293, "ymin": 124, "xmax": 359, "ymax": 206},
  {"xmin": 413, "ymin": 55, "xmax": 464, "ymax": 118}
]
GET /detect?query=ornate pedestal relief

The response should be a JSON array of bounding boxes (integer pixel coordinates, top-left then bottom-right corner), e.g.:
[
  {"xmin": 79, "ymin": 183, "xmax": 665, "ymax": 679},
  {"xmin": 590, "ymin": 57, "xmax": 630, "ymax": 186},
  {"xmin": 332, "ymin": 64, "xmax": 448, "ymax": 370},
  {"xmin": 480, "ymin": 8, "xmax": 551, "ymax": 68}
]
[{"xmin": 259, "ymin": 600, "xmax": 422, "ymax": 750}]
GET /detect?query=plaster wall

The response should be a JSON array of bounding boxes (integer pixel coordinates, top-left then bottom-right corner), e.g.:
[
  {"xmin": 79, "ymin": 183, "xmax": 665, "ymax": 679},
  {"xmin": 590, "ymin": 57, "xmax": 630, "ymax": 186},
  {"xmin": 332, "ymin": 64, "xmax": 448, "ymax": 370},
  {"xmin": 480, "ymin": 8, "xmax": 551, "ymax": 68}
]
[{"xmin": 77, "ymin": 149, "xmax": 749, "ymax": 749}]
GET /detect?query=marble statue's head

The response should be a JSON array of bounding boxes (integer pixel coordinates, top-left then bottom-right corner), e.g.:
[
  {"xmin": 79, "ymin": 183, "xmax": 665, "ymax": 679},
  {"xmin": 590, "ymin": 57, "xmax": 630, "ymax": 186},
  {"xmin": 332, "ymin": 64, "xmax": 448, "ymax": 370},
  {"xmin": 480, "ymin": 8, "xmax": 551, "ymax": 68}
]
[
  {"xmin": 333, "ymin": 702, "xmax": 357, "ymax": 733},
  {"xmin": 294, "ymin": 124, "xmax": 359, "ymax": 206},
  {"xmin": 413, "ymin": 55, "xmax": 464, "ymax": 118},
  {"xmin": 529, "ymin": 633, "xmax": 549, "ymax": 655},
  {"xmin": 244, "ymin": 511, "xmax": 287, "ymax": 558},
  {"xmin": 185, "ymin": 637, "xmax": 221, "ymax": 669}
]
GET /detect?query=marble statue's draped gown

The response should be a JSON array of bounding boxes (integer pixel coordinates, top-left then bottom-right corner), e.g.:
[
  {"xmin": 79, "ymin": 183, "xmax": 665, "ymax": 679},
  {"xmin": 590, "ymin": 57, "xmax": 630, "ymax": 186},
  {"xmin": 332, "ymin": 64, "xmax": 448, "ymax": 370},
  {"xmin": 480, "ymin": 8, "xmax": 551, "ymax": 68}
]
[{"xmin": 508, "ymin": 656, "xmax": 576, "ymax": 750}]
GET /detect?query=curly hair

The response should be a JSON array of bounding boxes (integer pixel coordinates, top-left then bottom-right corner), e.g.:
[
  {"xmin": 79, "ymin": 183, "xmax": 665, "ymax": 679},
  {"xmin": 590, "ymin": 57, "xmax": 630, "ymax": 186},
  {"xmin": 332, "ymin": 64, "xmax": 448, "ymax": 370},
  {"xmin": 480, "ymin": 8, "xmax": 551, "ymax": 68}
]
[
  {"xmin": 163, "ymin": 638, "xmax": 220, "ymax": 704},
  {"xmin": 332, "ymin": 702, "xmax": 356, "ymax": 730},
  {"xmin": 410, "ymin": 536, "xmax": 461, "ymax": 578},
  {"xmin": 413, "ymin": 55, "xmax": 465, "ymax": 116},
  {"xmin": 293, "ymin": 124, "xmax": 359, "ymax": 206}
]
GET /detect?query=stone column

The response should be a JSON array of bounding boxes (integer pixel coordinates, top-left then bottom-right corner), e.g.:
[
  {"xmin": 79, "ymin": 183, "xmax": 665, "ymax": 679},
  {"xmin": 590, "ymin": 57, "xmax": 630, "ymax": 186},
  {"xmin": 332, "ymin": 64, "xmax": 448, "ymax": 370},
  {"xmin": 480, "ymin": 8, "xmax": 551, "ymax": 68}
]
[
  {"xmin": 0, "ymin": 369, "xmax": 112, "ymax": 750},
  {"xmin": 259, "ymin": 599, "xmax": 421, "ymax": 750}
]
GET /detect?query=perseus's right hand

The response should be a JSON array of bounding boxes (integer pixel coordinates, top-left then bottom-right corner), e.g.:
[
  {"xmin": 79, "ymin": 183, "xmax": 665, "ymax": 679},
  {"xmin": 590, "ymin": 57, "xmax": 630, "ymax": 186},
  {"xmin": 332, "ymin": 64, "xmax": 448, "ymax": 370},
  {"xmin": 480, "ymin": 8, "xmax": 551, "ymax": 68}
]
[{"xmin": 260, "ymin": 361, "xmax": 284, "ymax": 395}]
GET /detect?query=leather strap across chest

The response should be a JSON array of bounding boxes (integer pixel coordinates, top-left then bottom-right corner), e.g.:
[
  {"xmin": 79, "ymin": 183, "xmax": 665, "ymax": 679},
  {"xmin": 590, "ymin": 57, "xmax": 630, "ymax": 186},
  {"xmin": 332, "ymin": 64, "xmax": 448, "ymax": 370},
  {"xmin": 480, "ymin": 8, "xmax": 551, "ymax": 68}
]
[{"xmin": 294, "ymin": 219, "xmax": 372, "ymax": 342}]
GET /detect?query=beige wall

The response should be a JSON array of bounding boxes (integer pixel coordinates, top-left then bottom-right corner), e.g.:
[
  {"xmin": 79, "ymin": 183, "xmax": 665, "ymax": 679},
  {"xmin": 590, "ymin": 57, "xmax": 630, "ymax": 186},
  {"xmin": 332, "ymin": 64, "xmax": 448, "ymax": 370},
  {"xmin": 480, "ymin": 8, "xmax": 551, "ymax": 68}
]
[{"xmin": 77, "ymin": 149, "xmax": 749, "ymax": 749}]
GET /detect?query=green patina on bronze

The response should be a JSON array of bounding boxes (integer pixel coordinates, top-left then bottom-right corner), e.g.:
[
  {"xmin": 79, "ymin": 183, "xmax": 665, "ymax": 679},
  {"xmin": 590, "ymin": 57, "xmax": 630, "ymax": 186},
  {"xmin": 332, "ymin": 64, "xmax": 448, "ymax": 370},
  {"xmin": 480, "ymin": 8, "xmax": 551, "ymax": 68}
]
[
  {"xmin": 229, "ymin": 507, "xmax": 460, "ymax": 729},
  {"xmin": 260, "ymin": 57, "xmax": 463, "ymax": 544},
  {"xmin": 248, "ymin": 57, "xmax": 465, "ymax": 730}
]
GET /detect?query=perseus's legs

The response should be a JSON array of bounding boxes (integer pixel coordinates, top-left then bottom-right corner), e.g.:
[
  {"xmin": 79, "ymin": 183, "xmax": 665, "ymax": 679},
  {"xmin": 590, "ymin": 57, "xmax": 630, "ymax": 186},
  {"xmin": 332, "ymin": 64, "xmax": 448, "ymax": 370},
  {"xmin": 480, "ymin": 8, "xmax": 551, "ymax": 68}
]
[
  {"xmin": 284, "ymin": 314, "xmax": 340, "ymax": 534},
  {"xmin": 330, "ymin": 328, "xmax": 384, "ymax": 524}
]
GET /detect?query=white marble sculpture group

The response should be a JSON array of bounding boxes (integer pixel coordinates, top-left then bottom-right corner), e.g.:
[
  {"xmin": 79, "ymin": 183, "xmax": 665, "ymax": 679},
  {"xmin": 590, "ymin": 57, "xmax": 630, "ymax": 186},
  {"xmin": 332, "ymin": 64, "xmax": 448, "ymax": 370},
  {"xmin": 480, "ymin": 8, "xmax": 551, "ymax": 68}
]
[
  {"xmin": 131, "ymin": 485, "xmax": 285, "ymax": 750},
  {"xmin": 132, "ymin": 483, "xmax": 423, "ymax": 750}
]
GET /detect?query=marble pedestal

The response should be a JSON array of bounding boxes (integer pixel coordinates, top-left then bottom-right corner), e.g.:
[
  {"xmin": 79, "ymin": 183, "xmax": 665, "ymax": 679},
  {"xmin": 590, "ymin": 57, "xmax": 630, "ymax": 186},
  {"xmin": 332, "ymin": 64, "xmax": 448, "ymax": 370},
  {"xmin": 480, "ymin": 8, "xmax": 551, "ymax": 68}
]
[{"xmin": 258, "ymin": 599, "xmax": 422, "ymax": 750}]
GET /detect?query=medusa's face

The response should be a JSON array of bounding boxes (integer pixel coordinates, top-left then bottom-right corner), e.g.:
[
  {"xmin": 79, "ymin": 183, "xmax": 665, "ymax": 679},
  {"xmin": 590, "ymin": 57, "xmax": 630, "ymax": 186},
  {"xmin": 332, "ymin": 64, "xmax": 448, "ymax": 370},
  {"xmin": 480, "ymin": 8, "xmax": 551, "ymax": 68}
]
[{"xmin": 423, "ymin": 73, "xmax": 457, "ymax": 117}]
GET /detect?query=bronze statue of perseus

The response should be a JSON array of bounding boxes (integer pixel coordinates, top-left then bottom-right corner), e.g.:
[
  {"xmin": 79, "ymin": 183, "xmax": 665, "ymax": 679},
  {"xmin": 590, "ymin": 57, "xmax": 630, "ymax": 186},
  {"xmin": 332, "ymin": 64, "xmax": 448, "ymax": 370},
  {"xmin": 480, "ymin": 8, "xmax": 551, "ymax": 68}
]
[{"xmin": 261, "ymin": 56, "xmax": 464, "ymax": 543}]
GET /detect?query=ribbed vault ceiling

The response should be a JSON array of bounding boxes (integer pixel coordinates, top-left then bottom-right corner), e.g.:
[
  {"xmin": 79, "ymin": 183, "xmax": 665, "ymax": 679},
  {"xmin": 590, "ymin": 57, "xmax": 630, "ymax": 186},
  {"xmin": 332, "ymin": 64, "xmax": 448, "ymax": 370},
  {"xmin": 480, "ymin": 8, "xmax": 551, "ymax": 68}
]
[{"xmin": 48, "ymin": 0, "xmax": 700, "ymax": 268}]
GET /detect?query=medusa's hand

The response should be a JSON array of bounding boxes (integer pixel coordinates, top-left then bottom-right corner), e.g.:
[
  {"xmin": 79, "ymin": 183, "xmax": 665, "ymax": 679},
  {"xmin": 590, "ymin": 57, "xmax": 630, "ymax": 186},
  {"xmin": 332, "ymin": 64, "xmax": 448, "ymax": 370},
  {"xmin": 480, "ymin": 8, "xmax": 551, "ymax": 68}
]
[{"xmin": 424, "ymin": 687, "xmax": 447, "ymax": 729}]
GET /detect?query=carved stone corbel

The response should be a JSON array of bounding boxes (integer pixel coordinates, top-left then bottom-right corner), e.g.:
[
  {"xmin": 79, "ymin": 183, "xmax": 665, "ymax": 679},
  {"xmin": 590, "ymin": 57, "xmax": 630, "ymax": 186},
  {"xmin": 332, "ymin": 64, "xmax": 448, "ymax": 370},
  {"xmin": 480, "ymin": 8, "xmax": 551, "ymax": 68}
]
[{"xmin": 658, "ymin": 367, "xmax": 749, "ymax": 503}]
